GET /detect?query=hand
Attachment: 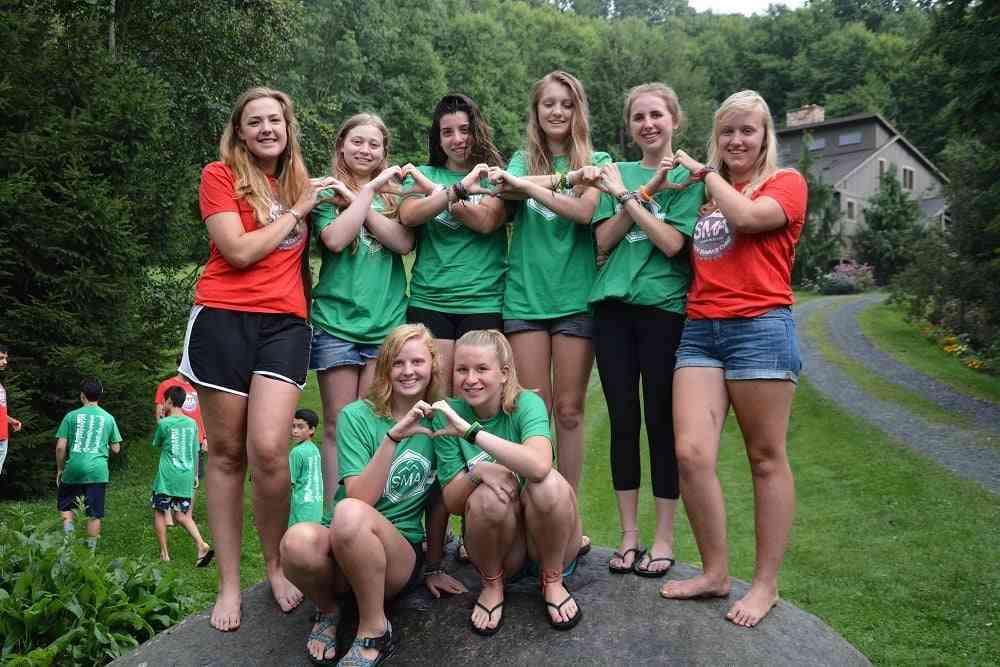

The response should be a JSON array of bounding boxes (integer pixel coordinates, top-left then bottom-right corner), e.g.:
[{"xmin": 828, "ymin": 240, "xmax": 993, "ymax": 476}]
[
  {"xmin": 194, "ymin": 478, "xmax": 200, "ymax": 489},
  {"xmin": 55, "ymin": 470, "xmax": 62, "ymax": 487},
  {"xmin": 644, "ymin": 155, "xmax": 676, "ymax": 194},
  {"xmin": 598, "ymin": 164, "xmax": 626, "ymax": 198},
  {"xmin": 673, "ymin": 150, "xmax": 704, "ymax": 175},
  {"xmin": 389, "ymin": 400, "xmax": 435, "ymax": 441},
  {"xmin": 201, "ymin": 440, "xmax": 208, "ymax": 453},
  {"xmin": 319, "ymin": 178, "xmax": 356, "ymax": 208},
  {"xmin": 10, "ymin": 418, "xmax": 21, "ymax": 432},
  {"xmin": 487, "ymin": 167, "xmax": 525, "ymax": 196},
  {"xmin": 401, "ymin": 164, "xmax": 436, "ymax": 195},
  {"xmin": 596, "ymin": 250, "xmax": 610, "ymax": 268},
  {"xmin": 569, "ymin": 166, "xmax": 602, "ymax": 188},
  {"xmin": 461, "ymin": 163, "xmax": 495, "ymax": 196},
  {"xmin": 429, "ymin": 400, "xmax": 471, "ymax": 438},
  {"xmin": 367, "ymin": 165, "xmax": 403, "ymax": 191},
  {"xmin": 425, "ymin": 571, "xmax": 468, "ymax": 598},
  {"xmin": 294, "ymin": 176, "xmax": 341, "ymax": 214},
  {"xmin": 475, "ymin": 462, "xmax": 519, "ymax": 504}
]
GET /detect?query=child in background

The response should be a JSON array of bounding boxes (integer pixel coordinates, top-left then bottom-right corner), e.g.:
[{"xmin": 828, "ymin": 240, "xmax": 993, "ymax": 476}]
[
  {"xmin": 55, "ymin": 378, "xmax": 123, "ymax": 551},
  {"xmin": 151, "ymin": 386, "xmax": 214, "ymax": 566},
  {"xmin": 0, "ymin": 345, "xmax": 24, "ymax": 476},
  {"xmin": 288, "ymin": 408, "xmax": 323, "ymax": 527}
]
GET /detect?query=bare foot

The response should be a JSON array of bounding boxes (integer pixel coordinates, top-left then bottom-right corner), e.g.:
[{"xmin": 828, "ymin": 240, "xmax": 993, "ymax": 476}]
[
  {"xmin": 268, "ymin": 567, "xmax": 303, "ymax": 613},
  {"xmin": 726, "ymin": 586, "xmax": 778, "ymax": 628},
  {"xmin": 471, "ymin": 582, "xmax": 504, "ymax": 633},
  {"xmin": 306, "ymin": 608, "xmax": 339, "ymax": 663},
  {"xmin": 660, "ymin": 574, "xmax": 730, "ymax": 599},
  {"xmin": 211, "ymin": 591, "xmax": 241, "ymax": 632},
  {"xmin": 159, "ymin": 552, "xmax": 170, "ymax": 562},
  {"xmin": 542, "ymin": 579, "xmax": 579, "ymax": 626}
]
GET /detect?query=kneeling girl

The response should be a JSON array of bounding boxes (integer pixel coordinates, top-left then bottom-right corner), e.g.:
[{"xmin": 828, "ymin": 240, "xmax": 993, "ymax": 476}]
[{"xmin": 434, "ymin": 330, "xmax": 583, "ymax": 636}]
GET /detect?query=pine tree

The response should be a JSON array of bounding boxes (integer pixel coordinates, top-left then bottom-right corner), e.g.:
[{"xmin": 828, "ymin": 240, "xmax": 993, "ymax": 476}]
[
  {"xmin": 792, "ymin": 140, "xmax": 842, "ymax": 287},
  {"xmin": 853, "ymin": 165, "xmax": 922, "ymax": 285}
]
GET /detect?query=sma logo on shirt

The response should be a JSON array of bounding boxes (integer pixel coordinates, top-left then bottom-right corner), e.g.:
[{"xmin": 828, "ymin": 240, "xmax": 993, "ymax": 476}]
[
  {"xmin": 384, "ymin": 449, "xmax": 433, "ymax": 503},
  {"xmin": 692, "ymin": 209, "xmax": 733, "ymax": 260}
]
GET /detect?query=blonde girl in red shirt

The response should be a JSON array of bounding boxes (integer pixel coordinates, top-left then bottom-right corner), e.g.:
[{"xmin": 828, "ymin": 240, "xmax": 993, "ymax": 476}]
[
  {"xmin": 658, "ymin": 91, "xmax": 808, "ymax": 628},
  {"xmin": 181, "ymin": 87, "xmax": 337, "ymax": 632}
]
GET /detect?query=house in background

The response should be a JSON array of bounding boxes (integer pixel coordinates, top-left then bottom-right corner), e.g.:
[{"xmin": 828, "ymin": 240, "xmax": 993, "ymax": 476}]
[{"xmin": 776, "ymin": 105, "xmax": 949, "ymax": 240}]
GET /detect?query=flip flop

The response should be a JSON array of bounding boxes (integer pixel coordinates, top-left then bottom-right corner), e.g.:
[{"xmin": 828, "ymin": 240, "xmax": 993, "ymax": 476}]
[
  {"xmin": 545, "ymin": 592, "xmax": 582, "ymax": 631},
  {"xmin": 608, "ymin": 547, "xmax": 645, "ymax": 574},
  {"xmin": 633, "ymin": 554, "xmax": 675, "ymax": 578},
  {"xmin": 196, "ymin": 548, "xmax": 215, "ymax": 568},
  {"xmin": 470, "ymin": 599, "xmax": 504, "ymax": 636},
  {"xmin": 576, "ymin": 534, "xmax": 592, "ymax": 558}
]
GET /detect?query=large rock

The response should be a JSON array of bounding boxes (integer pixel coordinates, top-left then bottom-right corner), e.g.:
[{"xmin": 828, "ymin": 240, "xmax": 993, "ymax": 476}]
[{"xmin": 111, "ymin": 547, "xmax": 869, "ymax": 666}]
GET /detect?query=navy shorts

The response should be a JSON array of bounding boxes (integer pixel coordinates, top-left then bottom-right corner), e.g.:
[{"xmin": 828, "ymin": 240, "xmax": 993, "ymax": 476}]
[
  {"xmin": 504, "ymin": 312, "xmax": 593, "ymax": 339},
  {"xmin": 150, "ymin": 492, "xmax": 192, "ymax": 513},
  {"xmin": 180, "ymin": 305, "xmax": 311, "ymax": 396},
  {"xmin": 406, "ymin": 306, "xmax": 502, "ymax": 341},
  {"xmin": 57, "ymin": 482, "xmax": 107, "ymax": 518},
  {"xmin": 309, "ymin": 328, "xmax": 379, "ymax": 371},
  {"xmin": 675, "ymin": 307, "xmax": 801, "ymax": 383}
]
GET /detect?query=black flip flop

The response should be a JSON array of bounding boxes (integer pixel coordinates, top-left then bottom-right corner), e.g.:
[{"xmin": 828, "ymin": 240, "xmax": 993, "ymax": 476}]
[
  {"xmin": 545, "ymin": 592, "xmax": 582, "ymax": 631},
  {"xmin": 633, "ymin": 554, "xmax": 675, "ymax": 578},
  {"xmin": 608, "ymin": 547, "xmax": 645, "ymax": 574},
  {"xmin": 470, "ymin": 600, "xmax": 504, "ymax": 636},
  {"xmin": 196, "ymin": 548, "xmax": 215, "ymax": 568}
]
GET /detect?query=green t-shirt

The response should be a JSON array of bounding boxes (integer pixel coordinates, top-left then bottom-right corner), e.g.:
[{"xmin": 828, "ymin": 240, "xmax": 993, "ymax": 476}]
[
  {"xmin": 334, "ymin": 400, "xmax": 437, "ymax": 543},
  {"xmin": 405, "ymin": 165, "xmax": 507, "ymax": 314},
  {"xmin": 56, "ymin": 405, "xmax": 122, "ymax": 484},
  {"xmin": 151, "ymin": 415, "xmax": 199, "ymax": 498},
  {"xmin": 288, "ymin": 440, "xmax": 324, "ymax": 527},
  {"xmin": 503, "ymin": 151, "xmax": 615, "ymax": 320},
  {"xmin": 434, "ymin": 390, "xmax": 551, "ymax": 488},
  {"xmin": 310, "ymin": 197, "xmax": 408, "ymax": 345},
  {"xmin": 589, "ymin": 163, "xmax": 705, "ymax": 314}
]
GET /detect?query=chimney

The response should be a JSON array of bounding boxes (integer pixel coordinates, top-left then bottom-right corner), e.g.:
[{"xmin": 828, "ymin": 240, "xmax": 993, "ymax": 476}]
[{"xmin": 786, "ymin": 104, "xmax": 825, "ymax": 128}]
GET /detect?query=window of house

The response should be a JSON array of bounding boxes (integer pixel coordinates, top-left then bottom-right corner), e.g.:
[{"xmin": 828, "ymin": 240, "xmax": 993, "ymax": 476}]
[
  {"xmin": 846, "ymin": 200, "xmax": 856, "ymax": 220},
  {"xmin": 838, "ymin": 131, "xmax": 863, "ymax": 146},
  {"xmin": 808, "ymin": 136, "xmax": 826, "ymax": 151},
  {"xmin": 902, "ymin": 166, "xmax": 915, "ymax": 191}
]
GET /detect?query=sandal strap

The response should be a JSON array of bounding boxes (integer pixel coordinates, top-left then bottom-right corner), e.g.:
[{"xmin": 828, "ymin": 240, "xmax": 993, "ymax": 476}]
[{"xmin": 352, "ymin": 620, "xmax": 393, "ymax": 651}]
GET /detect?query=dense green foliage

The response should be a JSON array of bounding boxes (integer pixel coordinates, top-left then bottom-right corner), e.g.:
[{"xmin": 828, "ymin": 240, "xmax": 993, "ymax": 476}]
[
  {"xmin": 854, "ymin": 167, "xmax": 921, "ymax": 285},
  {"xmin": 0, "ymin": 508, "xmax": 192, "ymax": 666},
  {"xmin": 2, "ymin": 0, "xmax": 996, "ymax": 498},
  {"xmin": 792, "ymin": 140, "xmax": 842, "ymax": 287}
]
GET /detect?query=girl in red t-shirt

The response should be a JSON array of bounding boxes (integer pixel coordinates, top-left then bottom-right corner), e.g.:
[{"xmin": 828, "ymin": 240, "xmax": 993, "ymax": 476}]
[
  {"xmin": 657, "ymin": 90, "xmax": 808, "ymax": 628},
  {"xmin": 180, "ymin": 87, "xmax": 337, "ymax": 632}
]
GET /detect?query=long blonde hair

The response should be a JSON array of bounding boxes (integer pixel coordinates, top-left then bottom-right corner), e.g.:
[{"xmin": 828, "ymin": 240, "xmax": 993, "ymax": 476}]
[
  {"xmin": 365, "ymin": 324, "xmax": 442, "ymax": 419},
  {"xmin": 623, "ymin": 83, "xmax": 686, "ymax": 138},
  {"xmin": 525, "ymin": 71, "xmax": 594, "ymax": 176},
  {"xmin": 455, "ymin": 329, "xmax": 525, "ymax": 415},
  {"xmin": 328, "ymin": 113, "xmax": 400, "ymax": 220},
  {"xmin": 706, "ymin": 90, "xmax": 779, "ymax": 198},
  {"xmin": 219, "ymin": 87, "xmax": 308, "ymax": 226}
]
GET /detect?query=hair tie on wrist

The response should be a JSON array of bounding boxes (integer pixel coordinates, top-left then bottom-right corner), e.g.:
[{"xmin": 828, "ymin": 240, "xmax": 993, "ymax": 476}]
[{"xmin": 386, "ymin": 431, "xmax": 402, "ymax": 444}]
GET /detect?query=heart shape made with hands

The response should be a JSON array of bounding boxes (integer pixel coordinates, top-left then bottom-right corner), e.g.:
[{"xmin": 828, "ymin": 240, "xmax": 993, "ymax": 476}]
[
  {"xmin": 393, "ymin": 399, "xmax": 480, "ymax": 440},
  {"xmin": 462, "ymin": 163, "xmax": 499, "ymax": 197}
]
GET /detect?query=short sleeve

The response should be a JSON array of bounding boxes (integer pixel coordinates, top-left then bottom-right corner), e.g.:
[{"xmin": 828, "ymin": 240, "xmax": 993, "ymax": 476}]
[
  {"xmin": 758, "ymin": 171, "xmax": 808, "ymax": 232},
  {"xmin": 55, "ymin": 413, "xmax": 71, "ymax": 439},
  {"xmin": 589, "ymin": 152, "xmax": 616, "ymax": 223},
  {"xmin": 312, "ymin": 201, "xmax": 338, "ymax": 237},
  {"xmin": 592, "ymin": 151, "xmax": 613, "ymax": 167},
  {"xmin": 514, "ymin": 391, "xmax": 552, "ymax": 441},
  {"xmin": 199, "ymin": 162, "xmax": 239, "ymax": 220},
  {"xmin": 151, "ymin": 422, "xmax": 165, "ymax": 449},
  {"xmin": 336, "ymin": 402, "xmax": 377, "ymax": 483},
  {"xmin": 434, "ymin": 432, "xmax": 467, "ymax": 488},
  {"xmin": 662, "ymin": 173, "xmax": 705, "ymax": 238},
  {"xmin": 288, "ymin": 446, "xmax": 304, "ymax": 482},
  {"xmin": 507, "ymin": 151, "xmax": 527, "ymax": 178},
  {"xmin": 109, "ymin": 417, "xmax": 122, "ymax": 444}
]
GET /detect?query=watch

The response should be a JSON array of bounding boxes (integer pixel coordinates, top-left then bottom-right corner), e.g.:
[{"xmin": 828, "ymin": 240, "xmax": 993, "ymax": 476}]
[
  {"xmin": 466, "ymin": 460, "xmax": 482, "ymax": 485},
  {"xmin": 694, "ymin": 165, "xmax": 719, "ymax": 180}
]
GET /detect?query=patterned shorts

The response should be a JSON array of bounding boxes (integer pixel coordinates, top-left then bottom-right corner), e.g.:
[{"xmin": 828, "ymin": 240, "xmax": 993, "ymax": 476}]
[{"xmin": 150, "ymin": 492, "xmax": 192, "ymax": 513}]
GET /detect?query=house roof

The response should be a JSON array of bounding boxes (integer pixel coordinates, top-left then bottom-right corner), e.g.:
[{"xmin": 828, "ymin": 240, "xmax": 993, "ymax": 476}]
[
  {"xmin": 919, "ymin": 196, "xmax": 947, "ymax": 219},
  {"xmin": 778, "ymin": 112, "xmax": 949, "ymax": 184},
  {"xmin": 784, "ymin": 152, "xmax": 868, "ymax": 186}
]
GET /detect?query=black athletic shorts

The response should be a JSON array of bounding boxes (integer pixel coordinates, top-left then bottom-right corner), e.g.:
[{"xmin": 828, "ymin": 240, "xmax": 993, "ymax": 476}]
[
  {"xmin": 180, "ymin": 305, "xmax": 311, "ymax": 397},
  {"xmin": 406, "ymin": 306, "xmax": 502, "ymax": 341},
  {"xmin": 57, "ymin": 482, "xmax": 107, "ymax": 518}
]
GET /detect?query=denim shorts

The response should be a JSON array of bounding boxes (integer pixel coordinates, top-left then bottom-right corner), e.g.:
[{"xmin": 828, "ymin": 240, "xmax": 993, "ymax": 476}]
[
  {"xmin": 504, "ymin": 312, "xmax": 593, "ymax": 339},
  {"xmin": 675, "ymin": 307, "xmax": 801, "ymax": 383},
  {"xmin": 309, "ymin": 328, "xmax": 379, "ymax": 371}
]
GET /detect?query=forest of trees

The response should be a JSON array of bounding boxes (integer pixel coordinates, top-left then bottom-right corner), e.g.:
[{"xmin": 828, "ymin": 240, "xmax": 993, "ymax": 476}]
[{"xmin": 1, "ymin": 0, "xmax": 996, "ymax": 497}]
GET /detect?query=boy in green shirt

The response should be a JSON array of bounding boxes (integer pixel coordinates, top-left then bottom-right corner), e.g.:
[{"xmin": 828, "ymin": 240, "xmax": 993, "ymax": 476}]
[
  {"xmin": 288, "ymin": 408, "xmax": 323, "ymax": 527},
  {"xmin": 150, "ymin": 386, "xmax": 213, "ymax": 565},
  {"xmin": 55, "ymin": 378, "xmax": 122, "ymax": 551}
]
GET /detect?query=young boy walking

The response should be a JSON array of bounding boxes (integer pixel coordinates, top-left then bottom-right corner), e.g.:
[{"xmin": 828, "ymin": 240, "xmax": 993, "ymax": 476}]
[
  {"xmin": 55, "ymin": 378, "xmax": 122, "ymax": 551},
  {"xmin": 151, "ymin": 386, "xmax": 213, "ymax": 565},
  {"xmin": 0, "ymin": 345, "xmax": 24, "ymax": 476},
  {"xmin": 288, "ymin": 408, "xmax": 323, "ymax": 527}
]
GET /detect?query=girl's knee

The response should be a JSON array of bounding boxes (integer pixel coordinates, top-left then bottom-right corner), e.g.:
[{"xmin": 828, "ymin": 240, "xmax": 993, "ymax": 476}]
[
  {"xmin": 281, "ymin": 522, "xmax": 329, "ymax": 564},
  {"xmin": 554, "ymin": 398, "xmax": 584, "ymax": 432},
  {"xmin": 330, "ymin": 498, "xmax": 373, "ymax": 543},
  {"xmin": 466, "ymin": 487, "xmax": 514, "ymax": 525},
  {"xmin": 747, "ymin": 444, "xmax": 789, "ymax": 478},
  {"xmin": 524, "ymin": 471, "xmax": 570, "ymax": 511}
]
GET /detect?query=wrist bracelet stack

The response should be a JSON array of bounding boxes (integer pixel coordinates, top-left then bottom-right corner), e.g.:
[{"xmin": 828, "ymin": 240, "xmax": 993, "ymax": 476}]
[
  {"xmin": 463, "ymin": 421, "xmax": 483, "ymax": 443},
  {"xmin": 555, "ymin": 172, "xmax": 570, "ymax": 191},
  {"xmin": 452, "ymin": 181, "xmax": 470, "ymax": 201},
  {"xmin": 637, "ymin": 186, "xmax": 653, "ymax": 203},
  {"xmin": 287, "ymin": 208, "xmax": 303, "ymax": 224},
  {"xmin": 617, "ymin": 191, "xmax": 640, "ymax": 205}
]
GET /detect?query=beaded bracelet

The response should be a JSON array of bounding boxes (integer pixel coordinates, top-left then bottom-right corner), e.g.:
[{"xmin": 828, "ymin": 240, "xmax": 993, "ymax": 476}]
[{"xmin": 558, "ymin": 172, "xmax": 570, "ymax": 191}]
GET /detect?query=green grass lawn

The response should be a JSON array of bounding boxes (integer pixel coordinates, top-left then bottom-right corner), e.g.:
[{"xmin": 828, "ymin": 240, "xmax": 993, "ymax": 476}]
[
  {"xmin": 3, "ymin": 367, "xmax": 999, "ymax": 664},
  {"xmin": 857, "ymin": 299, "xmax": 1000, "ymax": 404}
]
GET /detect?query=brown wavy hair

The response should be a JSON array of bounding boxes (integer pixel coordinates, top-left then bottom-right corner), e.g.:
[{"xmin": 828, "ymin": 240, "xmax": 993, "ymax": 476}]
[
  {"xmin": 428, "ymin": 94, "xmax": 504, "ymax": 169},
  {"xmin": 219, "ymin": 87, "xmax": 308, "ymax": 225},
  {"xmin": 364, "ymin": 324, "xmax": 443, "ymax": 419}
]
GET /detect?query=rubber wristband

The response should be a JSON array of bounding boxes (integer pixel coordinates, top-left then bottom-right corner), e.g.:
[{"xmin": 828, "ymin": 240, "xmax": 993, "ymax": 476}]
[
  {"xmin": 463, "ymin": 422, "xmax": 483, "ymax": 444},
  {"xmin": 386, "ymin": 431, "xmax": 402, "ymax": 444},
  {"xmin": 638, "ymin": 186, "xmax": 653, "ymax": 203}
]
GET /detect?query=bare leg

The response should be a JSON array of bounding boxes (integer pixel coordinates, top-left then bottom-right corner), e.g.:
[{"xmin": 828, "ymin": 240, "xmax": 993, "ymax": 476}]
[
  {"xmin": 523, "ymin": 470, "xmax": 582, "ymax": 625},
  {"xmin": 281, "ymin": 522, "xmax": 349, "ymax": 663},
  {"xmin": 154, "ymin": 510, "xmax": 170, "ymax": 561},
  {"xmin": 60, "ymin": 510, "xmax": 74, "ymax": 530},
  {"xmin": 199, "ymin": 387, "xmax": 248, "ymax": 631},
  {"xmin": 174, "ymin": 508, "xmax": 211, "ymax": 558},
  {"xmin": 660, "ymin": 367, "xmax": 732, "ymax": 600},
  {"xmin": 464, "ymin": 484, "xmax": 524, "ymax": 633},
  {"xmin": 86, "ymin": 518, "xmax": 101, "ymax": 537},
  {"xmin": 550, "ymin": 334, "xmax": 594, "ymax": 492},
  {"xmin": 330, "ymin": 499, "xmax": 417, "ymax": 662},
  {"xmin": 434, "ymin": 339, "xmax": 455, "ymax": 396},
  {"xmin": 246, "ymin": 374, "xmax": 303, "ymax": 613},
  {"xmin": 610, "ymin": 489, "xmax": 642, "ymax": 570},
  {"xmin": 639, "ymin": 498, "xmax": 678, "ymax": 574},
  {"xmin": 725, "ymin": 379, "xmax": 797, "ymax": 627},
  {"xmin": 316, "ymin": 366, "xmax": 362, "ymax": 508}
]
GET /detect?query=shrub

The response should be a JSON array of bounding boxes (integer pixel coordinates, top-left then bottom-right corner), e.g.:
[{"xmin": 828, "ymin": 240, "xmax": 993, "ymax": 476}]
[
  {"xmin": 0, "ymin": 508, "xmax": 193, "ymax": 666},
  {"xmin": 817, "ymin": 261, "xmax": 876, "ymax": 294}
]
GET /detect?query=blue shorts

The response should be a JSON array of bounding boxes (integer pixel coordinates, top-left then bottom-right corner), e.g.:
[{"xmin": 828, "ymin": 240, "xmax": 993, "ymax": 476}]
[
  {"xmin": 675, "ymin": 307, "xmax": 801, "ymax": 383},
  {"xmin": 504, "ymin": 312, "xmax": 593, "ymax": 339},
  {"xmin": 57, "ymin": 482, "xmax": 107, "ymax": 518},
  {"xmin": 150, "ymin": 492, "xmax": 193, "ymax": 513},
  {"xmin": 309, "ymin": 328, "xmax": 379, "ymax": 371}
]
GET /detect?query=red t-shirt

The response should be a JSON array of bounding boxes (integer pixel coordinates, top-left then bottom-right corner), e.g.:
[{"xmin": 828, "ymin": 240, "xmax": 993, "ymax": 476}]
[
  {"xmin": 195, "ymin": 161, "xmax": 308, "ymax": 318},
  {"xmin": 0, "ymin": 382, "xmax": 8, "ymax": 441},
  {"xmin": 155, "ymin": 377, "xmax": 207, "ymax": 444},
  {"xmin": 686, "ymin": 170, "xmax": 808, "ymax": 320}
]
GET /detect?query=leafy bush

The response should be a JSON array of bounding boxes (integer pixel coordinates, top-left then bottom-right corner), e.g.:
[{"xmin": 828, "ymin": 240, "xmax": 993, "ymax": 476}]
[
  {"xmin": 0, "ymin": 508, "xmax": 193, "ymax": 666},
  {"xmin": 817, "ymin": 261, "xmax": 876, "ymax": 294},
  {"xmin": 853, "ymin": 166, "xmax": 922, "ymax": 285}
]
